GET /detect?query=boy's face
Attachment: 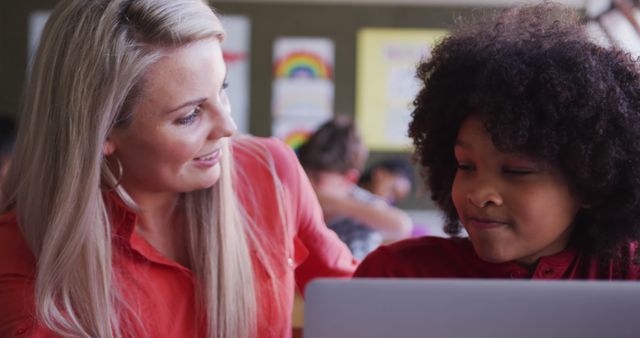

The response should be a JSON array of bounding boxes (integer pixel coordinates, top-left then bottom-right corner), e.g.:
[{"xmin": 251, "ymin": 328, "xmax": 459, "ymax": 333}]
[{"xmin": 451, "ymin": 115, "xmax": 582, "ymax": 266}]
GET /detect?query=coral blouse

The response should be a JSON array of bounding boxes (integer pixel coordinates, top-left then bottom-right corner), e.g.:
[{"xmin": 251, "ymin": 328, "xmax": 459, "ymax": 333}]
[{"xmin": 0, "ymin": 137, "xmax": 357, "ymax": 337}]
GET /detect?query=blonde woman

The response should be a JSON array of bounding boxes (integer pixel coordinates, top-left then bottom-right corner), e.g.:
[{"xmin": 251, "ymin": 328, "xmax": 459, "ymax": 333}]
[{"xmin": 0, "ymin": 0, "xmax": 357, "ymax": 337}]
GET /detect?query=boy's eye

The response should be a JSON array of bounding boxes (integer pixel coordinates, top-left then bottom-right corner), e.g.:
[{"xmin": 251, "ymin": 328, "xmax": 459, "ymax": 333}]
[
  {"xmin": 176, "ymin": 106, "xmax": 201, "ymax": 126},
  {"xmin": 503, "ymin": 168, "xmax": 535, "ymax": 175},
  {"xmin": 456, "ymin": 163, "xmax": 474, "ymax": 171}
]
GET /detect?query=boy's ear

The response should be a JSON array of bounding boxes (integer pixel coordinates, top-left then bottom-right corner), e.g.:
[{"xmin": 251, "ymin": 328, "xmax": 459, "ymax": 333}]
[{"xmin": 103, "ymin": 138, "xmax": 116, "ymax": 156}]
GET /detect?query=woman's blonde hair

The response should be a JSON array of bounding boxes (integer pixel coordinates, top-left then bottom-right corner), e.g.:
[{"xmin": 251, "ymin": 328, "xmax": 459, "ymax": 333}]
[{"xmin": 1, "ymin": 0, "xmax": 286, "ymax": 337}]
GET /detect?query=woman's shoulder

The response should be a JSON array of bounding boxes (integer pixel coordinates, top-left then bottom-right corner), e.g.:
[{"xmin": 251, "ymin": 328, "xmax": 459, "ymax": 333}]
[
  {"xmin": 0, "ymin": 211, "xmax": 40, "ymax": 338},
  {"xmin": 354, "ymin": 236, "xmax": 474, "ymax": 278},
  {"xmin": 233, "ymin": 136, "xmax": 294, "ymax": 163},
  {"xmin": 0, "ymin": 211, "xmax": 36, "ymax": 275},
  {"xmin": 232, "ymin": 136, "xmax": 299, "ymax": 180}
]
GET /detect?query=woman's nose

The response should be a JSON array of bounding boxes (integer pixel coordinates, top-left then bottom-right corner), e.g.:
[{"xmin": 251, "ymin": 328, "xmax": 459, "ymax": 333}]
[{"xmin": 209, "ymin": 111, "xmax": 237, "ymax": 139}]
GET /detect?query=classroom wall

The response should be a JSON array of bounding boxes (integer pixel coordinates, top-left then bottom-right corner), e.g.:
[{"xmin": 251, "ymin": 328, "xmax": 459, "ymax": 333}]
[
  {"xmin": 212, "ymin": 2, "xmax": 479, "ymax": 136},
  {"xmin": 0, "ymin": 1, "xmax": 490, "ymax": 209},
  {"xmin": 212, "ymin": 2, "xmax": 486, "ymax": 210}
]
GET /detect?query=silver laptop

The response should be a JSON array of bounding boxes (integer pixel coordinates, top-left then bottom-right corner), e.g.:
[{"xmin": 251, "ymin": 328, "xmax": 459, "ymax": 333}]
[{"xmin": 304, "ymin": 278, "xmax": 640, "ymax": 338}]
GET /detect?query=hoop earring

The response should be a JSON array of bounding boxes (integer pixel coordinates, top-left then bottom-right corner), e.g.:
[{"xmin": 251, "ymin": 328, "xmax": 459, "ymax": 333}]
[{"xmin": 102, "ymin": 155, "xmax": 124, "ymax": 192}]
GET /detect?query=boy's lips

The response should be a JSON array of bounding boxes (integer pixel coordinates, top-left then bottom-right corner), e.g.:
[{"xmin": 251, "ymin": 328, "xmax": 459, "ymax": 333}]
[{"xmin": 464, "ymin": 216, "xmax": 511, "ymax": 230}]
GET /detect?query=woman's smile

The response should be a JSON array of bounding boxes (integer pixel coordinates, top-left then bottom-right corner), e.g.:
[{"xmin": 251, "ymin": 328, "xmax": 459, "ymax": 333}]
[{"xmin": 193, "ymin": 148, "xmax": 222, "ymax": 168}]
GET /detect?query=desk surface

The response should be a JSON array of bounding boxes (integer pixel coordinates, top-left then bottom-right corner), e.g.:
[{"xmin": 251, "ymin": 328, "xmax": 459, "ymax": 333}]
[{"xmin": 292, "ymin": 292, "xmax": 304, "ymax": 338}]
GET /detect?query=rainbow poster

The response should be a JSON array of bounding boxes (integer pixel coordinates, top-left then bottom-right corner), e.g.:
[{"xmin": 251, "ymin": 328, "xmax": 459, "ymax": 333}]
[
  {"xmin": 274, "ymin": 51, "xmax": 333, "ymax": 80},
  {"xmin": 284, "ymin": 129, "xmax": 312, "ymax": 151},
  {"xmin": 273, "ymin": 115, "xmax": 331, "ymax": 152},
  {"xmin": 271, "ymin": 37, "xmax": 335, "ymax": 147}
]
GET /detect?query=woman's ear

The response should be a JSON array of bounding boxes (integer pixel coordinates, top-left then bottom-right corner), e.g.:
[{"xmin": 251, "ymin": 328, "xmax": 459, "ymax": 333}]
[{"xmin": 103, "ymin": 138, "xmax": 116, "ymax": 156}]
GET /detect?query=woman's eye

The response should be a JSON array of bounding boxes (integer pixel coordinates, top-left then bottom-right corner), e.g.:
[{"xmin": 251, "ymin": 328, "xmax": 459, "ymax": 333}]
[
  {"xmin": 222, "ymin": 81, "xmax": 229, "ymax": 90},
  {"xmin": 176, "ymin": 106, "xmax": 201, "ymax": 126}
]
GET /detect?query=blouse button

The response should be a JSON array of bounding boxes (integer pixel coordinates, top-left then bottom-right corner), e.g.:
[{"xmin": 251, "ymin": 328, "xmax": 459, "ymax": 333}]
[
  {"xmin": 542, "ymin": 267, "xmax": 554, "ymax": 277},
  {"xmin": 287, "ymin": 257, "xmax": 294, "ymax": 267},
  {"xmin": 16, "ymin": 326, "xmax": 28, "ymax": 335}
]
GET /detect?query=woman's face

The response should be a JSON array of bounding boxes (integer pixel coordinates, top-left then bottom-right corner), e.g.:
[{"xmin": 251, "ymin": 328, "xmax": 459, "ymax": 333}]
[
  {"xmin": 451, "ymin": 115, "xmax": 582, "ymax": 266},
  {"xmin": 107, "ymin": 38, "xmax": 235, "ymax": 199}
]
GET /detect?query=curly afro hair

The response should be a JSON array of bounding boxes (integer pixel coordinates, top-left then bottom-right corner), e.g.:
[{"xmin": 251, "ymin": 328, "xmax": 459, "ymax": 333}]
[{"xmin": 408, "ymin": 3, "xmax": 640, "ymax": 262}]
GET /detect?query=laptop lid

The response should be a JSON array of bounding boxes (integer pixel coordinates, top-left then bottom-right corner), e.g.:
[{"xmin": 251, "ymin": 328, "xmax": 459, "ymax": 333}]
[{"xmin": 303, "ymin": 278, "xmax": 640, "ymax": 338}]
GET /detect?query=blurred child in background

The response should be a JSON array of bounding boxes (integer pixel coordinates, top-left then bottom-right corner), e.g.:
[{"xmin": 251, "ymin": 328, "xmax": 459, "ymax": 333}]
[
  {"xmin": 299, "ymin": 116, "xmax": 412, "ymax": 259},
  {"xmin": 358, "ymin": 158, "xmax": 414, "ymax": 206}
]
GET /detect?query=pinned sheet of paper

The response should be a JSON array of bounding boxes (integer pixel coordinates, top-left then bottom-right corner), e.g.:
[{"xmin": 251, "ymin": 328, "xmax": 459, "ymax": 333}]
[
  {"xmin": 271, "ymin": 37, "xmax": 335, "ymax": 150},
  {"xmin": 355, "ymin": 28, "xmax": 448, "ymax": 151}
]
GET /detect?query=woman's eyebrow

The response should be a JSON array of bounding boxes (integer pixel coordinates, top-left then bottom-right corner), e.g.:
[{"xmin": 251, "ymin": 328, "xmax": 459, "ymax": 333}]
[{"xmin": 163, "ymin": 97, "xmax": 207, "ymax": 115}]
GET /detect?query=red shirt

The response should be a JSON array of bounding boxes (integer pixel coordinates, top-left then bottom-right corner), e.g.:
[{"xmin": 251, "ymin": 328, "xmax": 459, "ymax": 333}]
[
  {"xmin": 355, "ymin": 236, "xmax": 640, "ymax": 280},
  {"xmin": 0, "ymin": 137, "xmax": 357, "ymax": 337}
]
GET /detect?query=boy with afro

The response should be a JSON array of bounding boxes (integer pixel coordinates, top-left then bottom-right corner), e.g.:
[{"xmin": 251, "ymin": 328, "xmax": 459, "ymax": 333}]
[{"xmin": 356, "ymin": 3, "xmax": 640, "ymax": 279}]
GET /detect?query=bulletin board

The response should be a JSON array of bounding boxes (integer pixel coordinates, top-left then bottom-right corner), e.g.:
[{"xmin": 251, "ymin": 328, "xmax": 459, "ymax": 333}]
[
  {"xmin": 355, "ymin": 28, "xmax": 448, "ymax": 151},
  {"xmin": 2, "ymin": 1, "xmax": 482, "ymax": 209}
]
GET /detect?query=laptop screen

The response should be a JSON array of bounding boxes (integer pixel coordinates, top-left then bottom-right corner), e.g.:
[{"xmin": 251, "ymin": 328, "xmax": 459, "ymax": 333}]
[{"xmin": 304, "ymin": 278, "xmax": 640, "ymax": 338}]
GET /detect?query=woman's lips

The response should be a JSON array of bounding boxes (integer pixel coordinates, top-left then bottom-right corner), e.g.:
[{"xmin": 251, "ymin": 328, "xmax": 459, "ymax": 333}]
[{"xmin": 193, "ymin": 149, "xmax": 221, "ymax": 168}]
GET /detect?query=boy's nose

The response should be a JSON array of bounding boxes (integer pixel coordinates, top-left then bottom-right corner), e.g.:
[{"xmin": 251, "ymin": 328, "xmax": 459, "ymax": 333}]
[{"xmin": 467, "ymin": 186, "xmax": 503, "ymax": 208}]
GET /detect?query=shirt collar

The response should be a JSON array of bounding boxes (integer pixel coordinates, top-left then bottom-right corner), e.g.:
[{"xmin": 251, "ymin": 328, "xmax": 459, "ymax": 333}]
[
  {"xmin": 103, "ymin": 192, "xmax": 193, "ymax": 273},
  {"xmin": 500, "ymin": 246, "xmax": 579, "ymax": 279},
  {"xmin": 104, "ymin": 192, "xmax": 138, "ymax": 243}
]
